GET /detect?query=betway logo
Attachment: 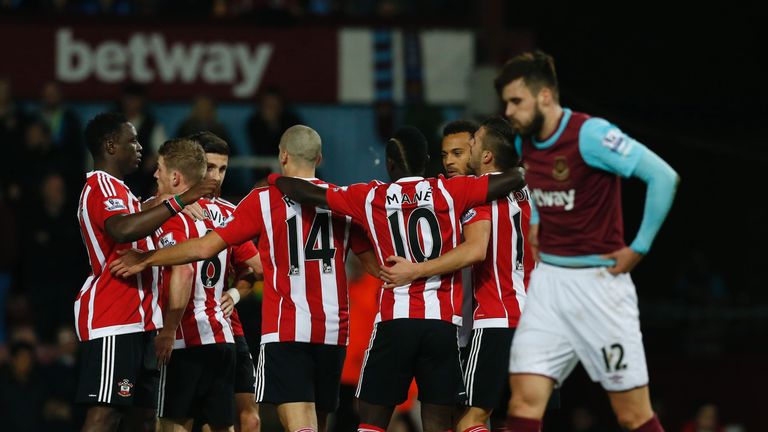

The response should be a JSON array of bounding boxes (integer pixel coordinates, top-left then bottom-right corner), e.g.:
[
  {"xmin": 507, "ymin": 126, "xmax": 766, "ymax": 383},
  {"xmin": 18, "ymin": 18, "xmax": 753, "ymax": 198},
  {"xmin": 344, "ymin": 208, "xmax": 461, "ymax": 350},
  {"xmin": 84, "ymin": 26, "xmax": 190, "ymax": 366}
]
[
  {"xmin": 530, "ymin": 188, "xmax": 575, "ymax": 211},
  {"xmin": 55, "ymin": 28, "xmax": 272, "ymax": 97}
]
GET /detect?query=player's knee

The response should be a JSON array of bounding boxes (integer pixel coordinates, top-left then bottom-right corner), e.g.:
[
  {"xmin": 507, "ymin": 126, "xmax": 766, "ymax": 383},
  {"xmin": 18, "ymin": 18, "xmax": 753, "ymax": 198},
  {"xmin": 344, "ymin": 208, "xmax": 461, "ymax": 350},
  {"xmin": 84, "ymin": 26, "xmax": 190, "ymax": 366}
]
[
  {"xmin": 457, "ymin": 406, "xmax": 491, "ymax": 429},
  {"xmin": 508, "ymin": 391, "xmax": 545, "ymax": 418},
  {"xmin": 239, "ymin": 410, "xmax": 261, "ymax": 432},
  {"xmin": 357, "ymin": 399, "xmax": 393, "ymax": 427},
  {"xmin": 84, "ymin": 406, "xmax": 121, "ymax": 431},
  {"xmin": 421, "ymin": 403, "xmax": 455, "ymax": 431}
]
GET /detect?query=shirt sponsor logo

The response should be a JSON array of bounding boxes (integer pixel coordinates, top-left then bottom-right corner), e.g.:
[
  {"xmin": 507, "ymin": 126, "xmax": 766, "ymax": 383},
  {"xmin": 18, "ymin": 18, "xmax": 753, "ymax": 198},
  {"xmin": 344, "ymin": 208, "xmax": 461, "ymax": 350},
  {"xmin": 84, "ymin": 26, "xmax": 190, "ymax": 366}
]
[
  {"xmin": 530, "ymin": 188, "xmax": 576, "ymax": 211},
  {"xmin": 104, "ymin": 198, "xmax": 127, "ymax": 211}
]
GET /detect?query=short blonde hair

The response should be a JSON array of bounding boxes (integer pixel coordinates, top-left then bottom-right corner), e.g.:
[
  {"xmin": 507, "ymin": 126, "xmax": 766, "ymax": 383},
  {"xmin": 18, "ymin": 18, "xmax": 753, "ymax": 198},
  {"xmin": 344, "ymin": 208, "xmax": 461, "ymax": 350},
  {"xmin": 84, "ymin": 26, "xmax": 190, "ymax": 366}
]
[
  {"xmin": 279, "ymin": 125, "xmax": 321, "ymax": 165},
  {"xmin": 158, "ymin": 138, "xmax": 206, "ymax": 183}
]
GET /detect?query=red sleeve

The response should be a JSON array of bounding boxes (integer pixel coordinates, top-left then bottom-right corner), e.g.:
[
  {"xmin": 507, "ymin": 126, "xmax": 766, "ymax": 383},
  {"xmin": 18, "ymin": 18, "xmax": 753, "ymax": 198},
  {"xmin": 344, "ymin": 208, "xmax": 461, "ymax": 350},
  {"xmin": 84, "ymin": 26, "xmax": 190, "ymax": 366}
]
[
  {"xmin": 232, "ymin": 240, "xmax": 258, "ymax": 264},
  {"xmin": 443, "ymin": 174, "xmax": 489, "ymax": 214},
  {"xmin": 348, "ymin": 222, "xmax": 372, "ymax": 255},
  {"xmin": 325, "ymin": 182, "xmax": 375, "ymax": 223},
  {"xmin": 460, "ymin": 204, "xmax": 491, "ymax": 227},
  {"xmin": 154, "ymin": 215, "xmax": 190, "ymax": 249},
  {"xmin": 215, "ymin": 189, "xmax": 265, "ymax": 246},
  {"xmin": 88, "ymin": 179, "xmax": 132, "ymax": 231}
]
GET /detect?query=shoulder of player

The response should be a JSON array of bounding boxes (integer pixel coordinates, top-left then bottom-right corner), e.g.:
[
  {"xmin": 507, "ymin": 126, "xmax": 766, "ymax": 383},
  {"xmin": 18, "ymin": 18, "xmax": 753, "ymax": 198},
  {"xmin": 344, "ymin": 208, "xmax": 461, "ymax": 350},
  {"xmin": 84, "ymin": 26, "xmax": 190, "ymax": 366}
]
[
  {"xmin": 577, "ymin": 116, "xmax": 616, "ymax": 142},
  {"xmin": 330, "ymin": 179, "xmax": 383, "ymax": 194},
  {"xmin": 159, "ymin": 212, "xmax": 191, "ymax": 232},
  {"xmin": 309, "ymin": 178, "xmax": 333, "ymax": 188},
  {"xmin": 86, "ymin": 171, "xmax": 128, "ymax": 198},
  {"xmin": 212, "ymin": 196, "xmax": 237, "ymax": 210}
]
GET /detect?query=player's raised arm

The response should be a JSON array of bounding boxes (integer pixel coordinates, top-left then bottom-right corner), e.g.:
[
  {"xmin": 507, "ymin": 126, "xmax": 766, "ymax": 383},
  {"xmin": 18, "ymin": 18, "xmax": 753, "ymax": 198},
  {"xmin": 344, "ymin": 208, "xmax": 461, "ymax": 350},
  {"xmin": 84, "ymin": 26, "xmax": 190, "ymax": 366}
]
[
  {"xmin": 485, "ymin": 166, "xmax": 526, "ymax": 202},
  {"xmin": 105, "ymin": 177, "xmax": 218, "ymax": 243},
  {"xmin": 110, "ymin": 230, "xmax": 228, "ymax": 278},
  {"xmin": 270, "ymin": 174, "xmax": 329, "ymax": 208}
]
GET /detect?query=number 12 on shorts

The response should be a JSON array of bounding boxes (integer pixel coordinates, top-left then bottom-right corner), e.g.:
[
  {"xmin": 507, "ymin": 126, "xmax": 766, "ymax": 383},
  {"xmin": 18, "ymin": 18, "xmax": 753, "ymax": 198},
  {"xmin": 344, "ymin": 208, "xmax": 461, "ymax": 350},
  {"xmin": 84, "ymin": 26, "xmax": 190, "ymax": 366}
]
[{"xmin": 601, "ymin": 343, "xmax": 628, "ymax": 373}]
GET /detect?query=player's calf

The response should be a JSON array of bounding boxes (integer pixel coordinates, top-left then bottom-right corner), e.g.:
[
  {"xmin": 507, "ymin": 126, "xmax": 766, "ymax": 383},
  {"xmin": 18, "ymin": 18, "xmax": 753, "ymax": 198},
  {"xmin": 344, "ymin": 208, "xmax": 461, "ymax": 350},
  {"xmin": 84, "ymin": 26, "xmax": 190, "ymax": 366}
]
[{"xmin": 607, "ymin": 386, "xmax": 658, "ymax": 430}]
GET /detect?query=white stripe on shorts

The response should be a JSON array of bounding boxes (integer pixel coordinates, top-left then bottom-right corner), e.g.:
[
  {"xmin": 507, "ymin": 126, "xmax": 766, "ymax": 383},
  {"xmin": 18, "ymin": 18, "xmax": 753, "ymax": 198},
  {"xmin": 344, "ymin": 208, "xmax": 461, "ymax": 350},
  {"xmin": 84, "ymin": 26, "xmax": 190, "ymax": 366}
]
[{"xmin": 355, "ymin": 323, "xmax": 378, "ymax": 398}]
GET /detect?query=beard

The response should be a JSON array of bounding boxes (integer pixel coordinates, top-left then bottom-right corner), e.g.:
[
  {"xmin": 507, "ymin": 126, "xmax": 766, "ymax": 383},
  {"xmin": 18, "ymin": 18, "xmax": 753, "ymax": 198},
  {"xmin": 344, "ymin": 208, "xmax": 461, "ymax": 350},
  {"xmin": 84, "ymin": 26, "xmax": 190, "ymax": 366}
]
[
  {"xmin": 511, "ymin": 105, "xmax": 545, "ymax": 137},
  {"xmin": 464, "ymin": 159, "xmax": 477, "ymax": 175}
]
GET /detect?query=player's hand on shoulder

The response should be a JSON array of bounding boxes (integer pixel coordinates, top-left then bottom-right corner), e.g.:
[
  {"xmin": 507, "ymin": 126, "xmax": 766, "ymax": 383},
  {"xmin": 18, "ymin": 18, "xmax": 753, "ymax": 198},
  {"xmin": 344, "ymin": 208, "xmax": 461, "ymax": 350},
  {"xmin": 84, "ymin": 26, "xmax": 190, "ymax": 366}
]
[
  {"xmin": 379, "ymin": 256, "xmax": 420, "ymax": 289},
  {"xmin": 182, "ymin": 202, "xmax": 206, "ymax": 221},
  {"xmin": 601, "ymin": 246, "xmax": 644, "ymax": 275},
  {"xmin": 109, "ymin": 248, "xmax": 149, "ymax": 278}
]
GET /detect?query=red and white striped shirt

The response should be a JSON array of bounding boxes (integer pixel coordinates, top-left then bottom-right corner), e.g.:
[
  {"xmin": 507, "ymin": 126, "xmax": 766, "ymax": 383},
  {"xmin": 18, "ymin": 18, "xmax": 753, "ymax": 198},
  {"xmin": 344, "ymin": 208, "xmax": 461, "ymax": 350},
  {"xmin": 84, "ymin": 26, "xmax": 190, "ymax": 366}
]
[
  {"xmin": 215, "ymin": 178, "xmax": 370, "ymax": 346},
  {"xmin": 326, "ymin": 175, "xmax": 489, "ymax": 325},
  {"xmin": 461, "ymin": 185, "xmax": 534, "ymax": 328},
  {"xmin": 155, "ymin": 197, "xmax": 257, "ymax": 348},
  {"xmin": 217, "ymin": 197, "xmax": 258, "ymax": 339},
  {"xmin": 75, "ymin": 171, "xmax": 161, "ymax": 341}
]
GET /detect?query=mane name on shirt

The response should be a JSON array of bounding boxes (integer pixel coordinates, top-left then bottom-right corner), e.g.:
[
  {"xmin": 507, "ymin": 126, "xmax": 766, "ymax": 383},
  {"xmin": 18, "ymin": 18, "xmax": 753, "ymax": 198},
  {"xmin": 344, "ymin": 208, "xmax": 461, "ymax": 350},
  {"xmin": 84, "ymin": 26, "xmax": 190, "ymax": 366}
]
[{"xmin": 386, "ymin": 189, "xmax": 433, "ymax": 206}]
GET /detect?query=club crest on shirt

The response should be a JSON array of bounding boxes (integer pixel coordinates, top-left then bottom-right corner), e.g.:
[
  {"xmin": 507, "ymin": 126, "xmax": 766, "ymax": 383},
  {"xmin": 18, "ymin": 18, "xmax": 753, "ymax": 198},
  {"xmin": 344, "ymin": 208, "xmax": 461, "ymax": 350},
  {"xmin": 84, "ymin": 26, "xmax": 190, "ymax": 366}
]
[
  {"xmin": 104, "ymin": 198, "xmax": 127, "ymax": 211},
  {"xmin": 117, "ymin": 379, "xmax": 133, "ymax": 397},
  {"xmin": 552, "ymin": 156, "xmax": 570, "ymax": 181}
]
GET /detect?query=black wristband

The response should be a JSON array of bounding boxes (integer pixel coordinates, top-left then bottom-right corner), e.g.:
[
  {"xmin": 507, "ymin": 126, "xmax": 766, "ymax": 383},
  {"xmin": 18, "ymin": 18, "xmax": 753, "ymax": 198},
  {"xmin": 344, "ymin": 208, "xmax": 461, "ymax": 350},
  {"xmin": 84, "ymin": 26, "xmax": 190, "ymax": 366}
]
[{"xmin": 163, "ymin": 199, "xmax": 177, "ymax": 216}]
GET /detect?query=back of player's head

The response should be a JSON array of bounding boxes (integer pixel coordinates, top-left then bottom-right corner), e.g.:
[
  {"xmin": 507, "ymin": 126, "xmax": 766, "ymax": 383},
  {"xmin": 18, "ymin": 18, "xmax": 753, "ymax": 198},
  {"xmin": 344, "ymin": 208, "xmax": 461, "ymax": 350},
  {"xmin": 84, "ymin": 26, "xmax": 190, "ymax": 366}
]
[
  {"xmin": 84, "ymin": 112, "xmax": 128, "ymax": 160},
  {"xmin": 158, "ymin": 138, "xmax": 207, "ymax": 184},
  {"xmin": 279, "ymin": 125, "xmax": 322, "ymax": 166},
  {"xmin": 494, "ymin": 51, "xmax": 559, "ymax": 102},
  {"xmin": 442, "ymin": 119, "xmax": 479, "ymax": 138},
  {"xmin": 387, "ymin": 126, "xmax": 429, "ymax": 176},
  {"xmin": 187, "ymin": 131, "xmax": 230, "ymax": 156},
  {"xmin": 480, "ymin": 117, "xmax": 519, "ymax": 170}
]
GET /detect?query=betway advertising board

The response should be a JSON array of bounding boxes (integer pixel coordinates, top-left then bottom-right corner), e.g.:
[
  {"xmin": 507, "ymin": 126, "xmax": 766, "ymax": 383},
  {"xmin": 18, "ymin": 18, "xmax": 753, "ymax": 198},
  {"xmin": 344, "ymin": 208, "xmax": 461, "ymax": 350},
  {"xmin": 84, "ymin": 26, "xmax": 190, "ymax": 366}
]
[
  {"xmin": 1, "ymin": 21, "xmax": 473, "ymax": 104},
  {"xmin": 0, "ymin": 21, "xmax": 338, "ymax": 101}
]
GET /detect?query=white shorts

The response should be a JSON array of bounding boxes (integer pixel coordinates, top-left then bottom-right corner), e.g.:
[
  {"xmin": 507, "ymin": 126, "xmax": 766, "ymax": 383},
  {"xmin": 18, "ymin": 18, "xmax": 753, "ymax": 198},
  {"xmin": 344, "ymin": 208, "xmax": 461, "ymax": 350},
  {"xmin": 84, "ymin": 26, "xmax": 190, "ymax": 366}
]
[{"xmin": 509, "ymin": 263, "xmax": 649, "ymax": 392}]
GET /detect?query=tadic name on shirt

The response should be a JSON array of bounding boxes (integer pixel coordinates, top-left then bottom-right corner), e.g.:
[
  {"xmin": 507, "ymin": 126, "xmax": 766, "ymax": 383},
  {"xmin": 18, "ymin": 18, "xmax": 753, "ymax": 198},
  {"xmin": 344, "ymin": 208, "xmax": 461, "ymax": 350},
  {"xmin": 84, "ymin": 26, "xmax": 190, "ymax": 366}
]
[
  {"xmin": 203, "ymin": 206, "xmax": 226, "ymax": 226},
  {"xmin": 530, "ymin": 188, "xmax": 575, "ymax": 211}
]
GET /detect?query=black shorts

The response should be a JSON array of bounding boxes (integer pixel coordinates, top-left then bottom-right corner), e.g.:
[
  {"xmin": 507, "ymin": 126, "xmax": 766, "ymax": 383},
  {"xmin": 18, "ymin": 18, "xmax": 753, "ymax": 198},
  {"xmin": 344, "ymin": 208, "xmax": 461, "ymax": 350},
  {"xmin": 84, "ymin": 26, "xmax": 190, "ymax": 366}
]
[
  {"xmin": 461, "ymin": 327, "xmax": 515, "ymax": 411},
  {"xmin": 356, "ymin": 319, "xmax": 465, "ymax": 406},
  {"xmin": 75, "ymin": 331, "xmax": 158, "ymax": 408},
  {"xmin": 234, "ymin": 336, "xmax": 257, "ymax": 394},
  {"xmin": 158, "ymin": 343, "xmax": 236, "ymax": 427},
  {"xmin": 255, "ymin": 342, "xmax": 345, "ymax": 412}
]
